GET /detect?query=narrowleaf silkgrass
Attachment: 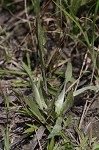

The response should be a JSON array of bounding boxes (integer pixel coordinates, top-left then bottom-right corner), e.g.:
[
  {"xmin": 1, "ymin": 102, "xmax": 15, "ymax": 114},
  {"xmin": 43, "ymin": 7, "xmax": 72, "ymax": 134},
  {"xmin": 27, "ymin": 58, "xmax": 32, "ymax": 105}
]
[
  {"xmin": 1, "ymin": 0, "xmax": 99, "ymax": 149},
  {"xmin": 21, "ymin": 61, "xmax": 99, "ymax": 149},
  {"xmin": 20, "ymin": 1, "xmax": 99, "ymax": 149}
]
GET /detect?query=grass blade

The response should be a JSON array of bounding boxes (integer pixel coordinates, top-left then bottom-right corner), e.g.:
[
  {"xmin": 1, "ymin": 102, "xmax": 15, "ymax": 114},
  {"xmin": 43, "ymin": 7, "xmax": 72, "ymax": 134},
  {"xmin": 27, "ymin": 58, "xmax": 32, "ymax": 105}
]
[
  {"xmin": 65, "ymin": 62, "xmax": 72, "ymax": 83},
  {"xmin": 22, "ymin": 62, "xmax": 45, "ymax": 110},
  {"xmin": 48, "ymin": 117, "xmax": 62, "ymax": 139},
  {"xmin": 62, "ymin": 90, "xmax": 74, "ymax": 115},
  {"xmin": 73, "ymin": 85, "xmax": 99, "ymax": 96},
  {"xmin": 24, "ymin": 96, "xmax": 46, "ymax": 123},
  {"xmin": 55, "ymin": 86, "xmax": 65, "ymax": 115},
  {"xmin": 4, "ymin": 126, "xmax": 10, "ymax": 150},
  {"xmin": 55, "ymin": 62, "xmax": 72, "ymax": 115}
]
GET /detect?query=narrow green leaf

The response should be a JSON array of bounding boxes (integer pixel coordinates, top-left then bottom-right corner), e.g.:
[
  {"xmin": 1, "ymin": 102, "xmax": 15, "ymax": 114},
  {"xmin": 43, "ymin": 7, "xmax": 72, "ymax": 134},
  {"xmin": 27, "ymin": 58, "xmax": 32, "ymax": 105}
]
[
  {"xmin": 48, "ymin": 117, "xmax": 62, "ymax": 139},
  {"xmin": 24, "ymin": 125, "xmax": 38, "ymax": 134},
  {"xmin": 33, "ymin": 83, "xmax": 43, "ymax": 110},
  {"xmin": 65, "ymin": 62, "xmax": 72, "ymax": 83},
  {"xmin": 63, "ymin": 116, "xmax": 72, "ymax": 127},
  {"xmin": 0, "ymin": 69, "xmax": 26, "ymax": 75},
  {"xmin": 37, "ymin": 79, "xmax": 47, "ymax": 109},
  {"xmin": 22, "ymin": 61, "xmax": 33, "ymax": 82},
  {"xmin": 48, "ymin": 87, "xmax": 57, "ymax": 95},
  {"xmin": 47, "ymin": 137, "xmax": 54, "ymax": 150},
  {"xmin": 73, "ymin": 85, "xmax": 99, "ymax": 97},
  {"xmin": 24, "ymin": 96, "xmax": 45, "ymax": 123},
  {"xmin": 22, "ymin": 62, "xmax": 45, "ymax": 110},
  {"xmin": 4, "ymin": 126, "xmax": 9, "ymax": 150},
  {"xmin": 55, "ymin": 62, "xmax": 72, "ymax": 115},
  {"xmin": 55, "ymin": 86, "xmax": 65, "ymax": 115},
  {"xmin": 62, "ymin": 91, "xmax": 74, "ymax": 115}
]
